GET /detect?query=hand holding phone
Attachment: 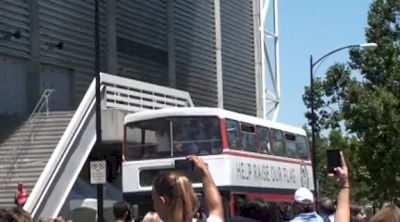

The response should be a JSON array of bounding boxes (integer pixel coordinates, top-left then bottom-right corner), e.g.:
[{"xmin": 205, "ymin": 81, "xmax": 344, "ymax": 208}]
[
  {"xmin": 328, "ymin": 150, "xmax": 349, "ymax": 189},
  {"xmin": 327, "ymin": 149, "xmax": 341, "ymax": 174},
  {"xmin": 174, "ymin": 159, "xmax": 194, "ymax": 171}
]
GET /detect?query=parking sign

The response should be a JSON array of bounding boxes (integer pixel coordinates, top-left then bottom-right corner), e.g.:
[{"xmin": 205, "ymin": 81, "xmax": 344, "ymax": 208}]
[{"xmin": 90, "ymin": 160, "xmax": 106, "ymax": 184}]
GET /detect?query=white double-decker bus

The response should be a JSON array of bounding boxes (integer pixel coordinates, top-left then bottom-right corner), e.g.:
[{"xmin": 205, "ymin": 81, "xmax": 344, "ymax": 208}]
[{"xmin": 122, "ymin": 107, "xmax": 313, "ymax": 219}]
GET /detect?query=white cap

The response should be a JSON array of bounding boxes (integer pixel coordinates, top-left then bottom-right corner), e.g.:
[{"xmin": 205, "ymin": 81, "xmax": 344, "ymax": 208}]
[{"xmin": 294, "ymin": 187, "xmax": 314, "ymax": 203}]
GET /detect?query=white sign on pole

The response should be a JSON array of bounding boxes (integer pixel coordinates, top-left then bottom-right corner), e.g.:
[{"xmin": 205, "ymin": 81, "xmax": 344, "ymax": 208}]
[{"xmin": 90, "ymin": 160, "xmax": 106, "ymax": 184}]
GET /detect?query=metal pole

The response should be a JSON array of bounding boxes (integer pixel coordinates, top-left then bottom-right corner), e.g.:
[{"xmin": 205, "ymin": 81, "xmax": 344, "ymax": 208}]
[
  {"xmin": 95, "ymin": 0, "xmax": 104, "ymax": 221},
  {"xmin": 308, "ymin": 44, "xmax": 375, "ymax": 202},
  {"xmin": 310, "ymin": 55, "xmax": 319, "ymax": 201}
]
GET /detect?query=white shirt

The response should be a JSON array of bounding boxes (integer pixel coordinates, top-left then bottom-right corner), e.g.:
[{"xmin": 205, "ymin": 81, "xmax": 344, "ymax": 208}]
[{"xmin": 206, "ymin": 215, "xmax": 223, "ymax": 222}]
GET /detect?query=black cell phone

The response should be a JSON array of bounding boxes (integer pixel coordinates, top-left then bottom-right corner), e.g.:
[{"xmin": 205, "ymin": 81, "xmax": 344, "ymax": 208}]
[
  {"xmin": 174, "ymin": 159, "xmax": 194, "ymax": 170},
  {"xmin": 327, "ymin": 149, "xmax": 341, "ymax": 174}
]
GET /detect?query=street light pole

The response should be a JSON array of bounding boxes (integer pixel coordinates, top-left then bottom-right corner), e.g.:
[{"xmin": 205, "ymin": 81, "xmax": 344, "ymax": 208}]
[
  {"xmin": 309, "ymin": 42, "xmax": 377, "ymax": 202},
  {"xmin": 310, "ymin": 54, "xmax": 318, "ymax": 200},
  {"xmin": 94, "ymin": 0, "xmax": 104, "ymax": 221}
]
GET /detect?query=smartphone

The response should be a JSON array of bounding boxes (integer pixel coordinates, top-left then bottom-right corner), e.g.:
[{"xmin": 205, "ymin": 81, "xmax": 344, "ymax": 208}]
[
  {"xmin": 174, "ymin": 159, "xmax": 194, "ymax": 171},
  {"xmin": 327, "ymin": 149, "xmax": 341, "ymax": 174}
]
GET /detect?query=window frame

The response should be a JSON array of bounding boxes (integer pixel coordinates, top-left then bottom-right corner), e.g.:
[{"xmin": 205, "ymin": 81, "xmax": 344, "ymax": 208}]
[
  {"xmin": 225, "ymin": 118, "xmax": 242, "ymax": 150},
  {"xmin": 239, "ymin": 122, "xmax": 257, "ymax": 152},
  {"xmin": 296, "ymin": 135, "xmax": 310, "ymax": 160},
  {"xmin": 284, "ymin": 132, "xmax": 298, "ymax": 158},
  {"xmin": 270, "ymin": 129, "xmax": 286, "ymax": 156},
  {"xmin": 256, "ymin": 125, "xmax": 271, "ymax": 154}
]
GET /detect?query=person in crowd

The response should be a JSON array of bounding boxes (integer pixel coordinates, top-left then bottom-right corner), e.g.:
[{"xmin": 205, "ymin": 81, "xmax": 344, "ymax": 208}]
[
  {"xmin": 142, "ymin": 211, "xmax": 162, "ymax": 222},
  {"xmin": 289, "ymin": 187, "xmax": 323, "ymax": 222},
  {"xmin": 14, "ymin": 182, "xmax": 29, "ymax": 207},
  {"xmin": 8, "ymin": 207, "xmax": 32, "ymax": 222},
  {"xmin": 113, "ymin": 200, "xmax": 132, "ymax": 222},
  {"xmin": 257, "ymin": 200, "xmax": 272, "ymax": 222},
  {"xmin": 0, "ymin": 208, "xmax": 15, "ymax": 222},
  {"xmin": 279, "ymin": 202, "xmax": 294, "ymax": 222},
  {"xmin": 369, "ymin": 204, "xmax": 400, "ymax": 222},
  {"xmin": 39, "ymin": 217, "xmax": 71, "ymax": 222},
  {"xmin": 228, "ymin": 200, "xmax": 261, "ymax": 222},
  {"xmin": 319, "ymin": 197, "xmax": 335, "ymax": 222},
  {"xmin": 332, "ymin": 151, "xmax": 350, "ymax": 222},
  {"xmin": 152, "ymin": 155, "xmax": 223, "ymax": 222},
  {"xmin": 350, "ymin": 205, "xmax": 367, "ymax": 222}
]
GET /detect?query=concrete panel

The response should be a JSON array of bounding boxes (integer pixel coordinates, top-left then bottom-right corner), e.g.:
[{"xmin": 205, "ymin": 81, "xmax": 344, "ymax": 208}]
[
  {"xmin": 0, "ymin": 55, "xmax": 27, "ymax": 115},
  {"xmin": 101, "ymin": 109, "xmax": 128, "ymax": 143}
]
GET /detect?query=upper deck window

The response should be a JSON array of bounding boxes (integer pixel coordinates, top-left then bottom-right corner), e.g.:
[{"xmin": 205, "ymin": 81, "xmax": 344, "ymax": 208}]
[
  {"xmin": 173, "ymin": 117, "xmax": 221, "ymax": 156},
  {"xmin": 285, "ymin": 133, "xmax": 297, "ymax": 158},
  {"xmin": 124, "ymin": 116, "xmax": 221, "ymax": 160},
  {"xmin": 125, "ymin": 118, "xmax": 171, "ymax": 160},
  {"xmin": 296, "ymin": 135, "xmax": 309, "ymax": 160},
  {"xmin": 271, "ymin": 129, "xmax": 285, "ymax": 156},
  {"xmin": 257, "ymin": 126, "xmax": 271, "ymax": 154},
  {"xmin": 240, "ymin": 123, "xmax": 256, "ymax": 152},
  {"xmin": 225, "ymin": 119, "xmax": 240, "ymax": 149}
]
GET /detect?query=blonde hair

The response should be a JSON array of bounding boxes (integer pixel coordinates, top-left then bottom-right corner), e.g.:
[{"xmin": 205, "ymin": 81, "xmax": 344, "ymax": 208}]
[
  {"xmin": 142, "ymin": 211, "xmax": 162, "ymax": 222},
  {"xmin": 153, "ymin": 171, "xmax": 199, "ymax": 222},
  {"xmin": 10, "ymin": 207, "xmax": 31, "ymax": 222},
  {"xmin": 39, "ymin": 216, "xmax": 72, "ymax": 222},
  {"xmin": 370, "ymin": 204, "xmax": 400, "ymax": 222}
]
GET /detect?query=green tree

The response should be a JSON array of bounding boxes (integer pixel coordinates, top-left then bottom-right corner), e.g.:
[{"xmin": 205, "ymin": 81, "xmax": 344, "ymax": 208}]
[{"xmin": 304, "ymin": 0, "xmax": 400, "ymax": 203}]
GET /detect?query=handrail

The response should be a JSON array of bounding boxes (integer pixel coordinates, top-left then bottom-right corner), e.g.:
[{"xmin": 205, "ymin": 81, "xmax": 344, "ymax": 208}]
[
  {"xmin": 0, "ymin": 89, "xmax": 54, "ymax": 187},
  {"xmin": 24, "ymin": 81, "xmax": 100, "ymax": 220}
]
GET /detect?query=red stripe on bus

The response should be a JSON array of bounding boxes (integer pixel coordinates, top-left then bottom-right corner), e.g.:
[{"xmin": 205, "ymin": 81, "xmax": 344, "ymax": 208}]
[
  {"xmin": 223, "ymin": 150, "xmax": 312, "ymax": 165},
  {"xmin": 220, "ymin": 118, "xmax": 229, "ymax": 149}
]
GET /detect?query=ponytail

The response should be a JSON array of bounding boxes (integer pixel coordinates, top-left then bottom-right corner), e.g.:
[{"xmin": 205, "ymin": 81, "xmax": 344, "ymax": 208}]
[{"xmin": 153, "ymin": 172, "xmax": 200, "ymax": 222}]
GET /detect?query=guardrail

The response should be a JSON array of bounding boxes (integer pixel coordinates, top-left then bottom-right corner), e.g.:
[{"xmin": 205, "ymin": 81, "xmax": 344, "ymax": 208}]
[
  {"xmin": 101, "ymin": 72, "xmax": 194, "ymax": 111},
  {"xmin": 24, "ymin": 81, "xmax": 98, "ymax": 220}
]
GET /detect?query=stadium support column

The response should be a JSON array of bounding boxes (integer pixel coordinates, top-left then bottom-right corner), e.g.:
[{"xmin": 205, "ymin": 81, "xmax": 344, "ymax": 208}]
[
  {"xmin": 253, "ymin": 0, "xmax": 263, "ymax": 118},
  {"xmin": 167, "ymin": 0, "xmax": 176, "ymax": 88},
  {"xmin": 214, "ymin": 0, "xmax": 223, "ymax": 108},
  {"xmin": 28, "ymin": 0, "xmax": 41, "ymax": 111}
]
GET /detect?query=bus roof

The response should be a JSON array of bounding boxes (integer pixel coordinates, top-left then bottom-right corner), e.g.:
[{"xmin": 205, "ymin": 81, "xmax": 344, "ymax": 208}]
[{"xmin": 124, "ymin": 107, "xmax": 306, "ymax": 135}]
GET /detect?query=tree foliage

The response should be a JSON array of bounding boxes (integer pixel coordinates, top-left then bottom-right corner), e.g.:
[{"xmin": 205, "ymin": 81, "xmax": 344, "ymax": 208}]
[{"xmin": 303, "ymin": 0, "xmax": 400, "ymax": 203}]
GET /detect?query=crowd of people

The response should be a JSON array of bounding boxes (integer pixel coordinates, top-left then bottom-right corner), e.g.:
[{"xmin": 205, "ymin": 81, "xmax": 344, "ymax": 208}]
[{"xmin": 2, "ymin": 153, "xmax": 400, "ymax": 222}]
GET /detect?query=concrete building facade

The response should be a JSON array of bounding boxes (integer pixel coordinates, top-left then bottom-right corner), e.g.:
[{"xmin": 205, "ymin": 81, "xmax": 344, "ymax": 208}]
[{"xmin": 0, "ymin": 0, "xmax": 260, "ymax": 117}]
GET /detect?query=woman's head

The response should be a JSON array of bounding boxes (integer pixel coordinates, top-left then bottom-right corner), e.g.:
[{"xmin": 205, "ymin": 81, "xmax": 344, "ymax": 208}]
[
  {"xmin": 142, "ymin": 211, "xmax": 162, "ymax": 222},
  {"xmin": 351, "ymin": 205, "xmax": 367, "ymax": 222},
  {"xmin": 152, "ymin": 171, "xmax": 199, "ymax": 222},
  {"xmin": 370, "ymin": 204, "xmax": 400, "ymax": 222}
]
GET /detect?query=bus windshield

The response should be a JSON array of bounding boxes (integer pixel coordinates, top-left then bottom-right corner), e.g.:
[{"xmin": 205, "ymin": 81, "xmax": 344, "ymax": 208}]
[{"xmin": 124, "ymin": 116, "xmax": 221, "ymax": 160}]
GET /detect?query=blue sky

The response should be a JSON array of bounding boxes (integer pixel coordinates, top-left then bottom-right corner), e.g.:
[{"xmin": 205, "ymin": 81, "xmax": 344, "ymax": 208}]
[{"xmin": 277, "ymin": 1, "xmax": 372, "ymax": 127}]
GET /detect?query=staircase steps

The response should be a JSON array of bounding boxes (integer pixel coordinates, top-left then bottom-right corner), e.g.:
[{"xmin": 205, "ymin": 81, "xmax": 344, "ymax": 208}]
[{"xmin": 0, "ymin": 111, "xmax": 75, "ymax": 209}]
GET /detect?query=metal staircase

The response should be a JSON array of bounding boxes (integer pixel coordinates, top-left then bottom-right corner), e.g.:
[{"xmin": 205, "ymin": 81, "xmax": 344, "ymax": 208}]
[
  {"xmin": 0, "ymin": 111, "xmax": 74, "ymax": 208},
  {"xmin": 0, "ymin": 73, "xmax": 194, "ymax": 220},
  {"xmin": 0, "ymin": 89, "xmax": 74, "ymax": 209}
]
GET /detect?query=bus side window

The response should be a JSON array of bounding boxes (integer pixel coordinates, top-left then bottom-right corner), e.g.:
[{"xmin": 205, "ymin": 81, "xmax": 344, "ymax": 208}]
[
  {"xmin": 240, "ymin": 123, "xmax": 256, "ymax": 152},
  {"xmin": 225, "ymin": 119, "xmax": 241, "ymax": 149},
  {"xmin": 271, "ymin": 129, "xmax": 285, "ymax": 156},
  {"xmin": 296, "ymin": 135, "xmax": 309, "ymax": 160},
  {"xmin": 257, "ymin": 126, "xmax": 271, "ymax": 154},
  {"xmin": 233, "ymin": 194, "xmax": 247, "ymax": 216},
  {"xmin": 285, "ymin": 133, "xmax": 297, "ymax": 158}
]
